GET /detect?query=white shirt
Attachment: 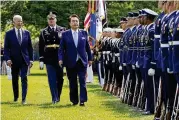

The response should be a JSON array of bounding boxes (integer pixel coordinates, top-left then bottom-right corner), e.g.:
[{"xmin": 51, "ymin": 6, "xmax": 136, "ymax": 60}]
[
  {"xmin": 50, "ymin": 25, "xmax": 57, "ymax": 31},
  {"xmin": 15, "ymin": 27, "xmax": 22, "ymax": 41}
]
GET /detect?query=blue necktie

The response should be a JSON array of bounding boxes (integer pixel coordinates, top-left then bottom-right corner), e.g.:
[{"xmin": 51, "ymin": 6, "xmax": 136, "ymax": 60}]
[
  {"xmin": 18, "ymin": 29, "xmax": 21, "ymax": 44},
  {"xmin": 73, "ymin": 31, "xmax": 78, "ymax": 47},
  {"xmin": 73, "ymin": 31, "xmax": 79, "ymax": 61}
]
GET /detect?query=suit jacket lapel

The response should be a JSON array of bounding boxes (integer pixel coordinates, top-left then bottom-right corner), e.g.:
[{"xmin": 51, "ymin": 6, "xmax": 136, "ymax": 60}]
[
  {"xmin": 21, "ymin": 29, "xmax": 26, "ymax": 45},
  {"xmin": 69, "ymin": 30, "xmax": 76, "ymax": 48},
  {"xmin": 77, "ymin": 30, "xmax": 82, "ymax": 48}
]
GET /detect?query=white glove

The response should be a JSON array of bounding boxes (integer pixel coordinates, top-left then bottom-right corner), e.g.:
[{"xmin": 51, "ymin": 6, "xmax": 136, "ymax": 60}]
[
  {"xmin": 148, "ymin": 68, "xmax": 155, "ymax": 76},
  {"xmin": 136, "ymin": 61, "xmax": 139, "ymax": 68},
  {"xmin": 119, "ymin": 66, "xmax": 122, "ymax": 70},
  {"xmin": 132, "ymin": 65, "xmax": 135, "ymax": 69},
  {"xmin": 167, "ymin": 68, "xmax": 173, "ymax": 74},
  {"xmin": 123, "ymin": 63, "xmax": 126, "ymax": 66},
  {"xmin": 39, "ymin": 62, "xmax": 44, "ymax": 70}
]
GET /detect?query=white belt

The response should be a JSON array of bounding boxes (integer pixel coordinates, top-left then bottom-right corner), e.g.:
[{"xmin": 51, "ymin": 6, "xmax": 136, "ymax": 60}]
[
  {"xmin": 151, "ymin": 62, "xmax": 156, "ymax": 65},
  {"xmin": 115, "ymin": 53, "xmax": 120, "ymax": 57},
  {"xmin": 154, "ymin": 35, "xmax": 160, "ymax": 39},
  {"xmin": 160, "ymin": 43, "xmax": 169, "ymax": 48},
  {"xmin": 106, "ymin": 51, "xmax": 110, "ymax": 54},
  {"xmin": 102, "ymin": 51, "xmax": 106, "ymax": 54},
  {"xmin": 169, "ymin": 41, "xmax": 179, "ymax": 45}
]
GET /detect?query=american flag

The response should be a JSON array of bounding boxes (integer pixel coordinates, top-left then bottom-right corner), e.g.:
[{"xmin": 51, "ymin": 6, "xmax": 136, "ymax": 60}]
[{"xmin": 84, "ymin": 0, "xmax": 92, "ymax": 30}]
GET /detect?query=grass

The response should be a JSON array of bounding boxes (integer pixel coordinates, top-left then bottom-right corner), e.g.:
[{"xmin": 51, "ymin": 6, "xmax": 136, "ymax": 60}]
[{"xmin": 1, "ymin": 62, "xmax": 153, "ymax": 120}]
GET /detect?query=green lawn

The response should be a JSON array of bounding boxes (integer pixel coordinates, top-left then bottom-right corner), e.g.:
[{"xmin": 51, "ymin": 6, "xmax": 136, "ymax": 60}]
[{"xmin": 1, "ymin": 62, "xmax": 153, "ymax": 120}]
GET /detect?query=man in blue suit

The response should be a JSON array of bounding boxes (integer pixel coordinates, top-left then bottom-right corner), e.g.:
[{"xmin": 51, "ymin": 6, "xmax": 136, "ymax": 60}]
[
  {"xmin": 58, "ymin": 14, "xmax": 92, "ymax": 106},
  {"xmin": 4, "ymin": 15, "xmax": 33, "ymax": 104}
]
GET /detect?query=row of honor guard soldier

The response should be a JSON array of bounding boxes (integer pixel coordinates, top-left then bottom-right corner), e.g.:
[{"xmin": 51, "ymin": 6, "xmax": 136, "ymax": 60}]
[
  {"xmin": 39, "ymin": 11, "xmax": 66, "ymax": 104},
  {"xmin": 95, "ymin": 1, "xmax": 179, "ymax": 119}
]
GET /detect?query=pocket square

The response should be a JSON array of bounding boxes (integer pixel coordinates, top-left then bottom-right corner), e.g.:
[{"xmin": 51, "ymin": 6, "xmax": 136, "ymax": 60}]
[{"xmin": 82, "ymin": 37, "xmax": 85, "ymax": 39}]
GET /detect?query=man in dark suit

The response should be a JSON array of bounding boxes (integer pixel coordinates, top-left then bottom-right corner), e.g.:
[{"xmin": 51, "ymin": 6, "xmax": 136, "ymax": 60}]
[
  {"xmin": 4, "ymin": 15, "xmax": 33, "ymax": 104},
  {"xmin": 58, "ymin": 14, "xmax": 92, "ymax": 106},
  {"xmin": 39, "ymin": 11, "xmax": 65, "ymax": 104}
]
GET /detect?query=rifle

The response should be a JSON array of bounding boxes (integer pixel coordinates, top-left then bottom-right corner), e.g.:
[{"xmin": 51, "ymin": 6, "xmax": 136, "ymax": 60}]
[
  {"xmin": 171, "ymin": 85, "xmax": 179, "ymax": 120},
  {"xmin": 154, "ymin": 79, "xmax": 162, "ymax": 119}
]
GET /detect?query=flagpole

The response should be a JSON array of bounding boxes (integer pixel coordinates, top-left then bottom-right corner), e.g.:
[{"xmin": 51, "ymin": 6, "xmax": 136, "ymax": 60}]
[{"xmin": 105, "ymin": 1, "xmax": 108, "ymax": 27}]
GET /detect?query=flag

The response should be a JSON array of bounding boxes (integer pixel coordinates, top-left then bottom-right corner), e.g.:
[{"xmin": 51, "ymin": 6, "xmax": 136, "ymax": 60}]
[
  {"xmin": 84, "ymin": 12, "xmax": 91, "ymax": 30},
  {"xmin": 89, "ymin": 0, "xmax": 96, "ymax": 45},
  {"xmin": 102, "ymin": 0, "xmax": 107, "ymax": 27},
  {"xmin": 84, "ymin": 0, "xmax": 91, "ymax": 30},
  {"xmin": 96, "ymin": 0, "xmax": 105, "ymax": 41},
  {"xmin": 84, "ymin": 0, "xmax": 107, "ymax": 45}
]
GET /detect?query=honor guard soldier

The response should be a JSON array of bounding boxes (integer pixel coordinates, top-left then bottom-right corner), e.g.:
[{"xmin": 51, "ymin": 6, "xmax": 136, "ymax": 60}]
[
  {"xmin": 136, "ymin": 9, "xmax": 148, "ymax": 110},
  {"xmin": 102, "ymin": 28, "xmax": 113, "ymax": 92},
  {"xmin": 127, "ymin": 12, "xmax": 139, "ymax": 105},
  {"xmin": 39, "ymin": 11, "xmax": 65, "ymax": 104},
  {"xmin": 152, "ymin": 1, "xmax": 168, "ymax": 119},
  {"xmin": 142, "ymin": 8, "xmax": 158, "ymax": 115},
  {"xmin": 112, "ymin": 28, "xmax": 124, "ymax": 96},
  {"xmin": 123, "ymin": 12, "xmax": 136, "ymax": 104},
  {"xmin": 171, "ymin": 2, "xmax": 179, "ymax": 120},
  {"xmin": 160, "ymin": 1, "xmax": 178, "ymax": 119},
  {"xmin": 108, "ymin": 28, "xmax": 117, "ymax": 93},
  {"xmin": 105, "ymin": 28, "xmax": 114, "ymax": 92},
  {"xmin": 131, "ymin": 11, "xmax": 143, "ymax": 107},
  {"xmin": 167, "ymin": 1, "xmax": 179, "ymax": 120},
  {"xmin": 101, "ymin": 28, "xmax": 110, "ymax": 91},
  {"xmin": 98, "ymin": 29, "xmax": 108, "ymax": 87}
]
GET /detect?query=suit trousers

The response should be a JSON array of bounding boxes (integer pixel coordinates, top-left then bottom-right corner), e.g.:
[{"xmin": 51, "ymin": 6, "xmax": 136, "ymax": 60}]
[
  {"xmin": 46, "ymin": 64, "xmax": 64, "ymax": 102},
  {"xmin": 11, "ymin": 60, "xmax": 28, "ymax": 101},
  {"xmin": 66, "ymin": 59, "xmax": 87, "ymax": 104}
]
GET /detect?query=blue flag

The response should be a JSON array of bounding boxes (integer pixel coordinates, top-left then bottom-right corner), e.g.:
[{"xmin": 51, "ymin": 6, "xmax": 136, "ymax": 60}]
[{"xmin": 89, "ymin": 13, "xmax": 96, "ymax": 46}]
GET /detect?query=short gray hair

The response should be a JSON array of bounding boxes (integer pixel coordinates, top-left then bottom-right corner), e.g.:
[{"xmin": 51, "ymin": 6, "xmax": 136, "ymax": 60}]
[{"xmin": 13, "ymin": 15, "xmax": 22, "ymax": 22}]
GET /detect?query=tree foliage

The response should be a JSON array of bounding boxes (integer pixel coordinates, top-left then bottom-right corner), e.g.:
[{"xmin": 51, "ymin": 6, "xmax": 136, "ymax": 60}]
[{"xmin": 1, "ymin": 1, "xmax": 158, "ymax": 43}]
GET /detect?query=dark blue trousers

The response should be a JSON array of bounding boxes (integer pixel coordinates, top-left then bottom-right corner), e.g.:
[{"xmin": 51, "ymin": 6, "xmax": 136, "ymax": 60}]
[
  {"xmin": 66, "ymin": 60, "xmax": 87, "ymax": 104},
  {"xmin": 11, "ymin": 63, "xmax": 28, "ymax": 101},
  {"xmin": 46, "ymin": 64, "xmax": 64, "ymax": 102},
  {"xmin": 144, "ymin": 68, "xmax": 154, "ymax": 113}
]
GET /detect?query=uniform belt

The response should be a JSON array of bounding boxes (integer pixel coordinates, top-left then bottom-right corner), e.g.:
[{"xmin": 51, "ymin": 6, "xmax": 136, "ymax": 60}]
[
  {"xmin": 169, "ymin": 41, "xmax": 179, "ymax": 46},
  {"xmin": 106, "ymin": 51, "xmax": 110, "ymax": 54},
  {"xmin": 151, "ymin": 62, "xmax": 156, "ymax": 65},
  {"xmin": 115, "ymin": 53, "xmax": 120, "ymax": 57},
  {"xmin": 128, "ymin": 47, "xmax": 139, "ymax": 50},
  {"xmin": 160, "ymin": 43, "xmax": 169, "ymax": 48},
  {"xmin": 46, "ymin": 44, "xmax": 59, "ymax": 48},
  {"xmin": 154, "ymin": 35, "xmax": 160, "ymax": 39},
  {"xmin": 138, "ymin": 47, "xmax": 152, "ymax": 50},
  {"xmin": 102, "ymin": 51, "xmax": 106, "ymax": 54}
]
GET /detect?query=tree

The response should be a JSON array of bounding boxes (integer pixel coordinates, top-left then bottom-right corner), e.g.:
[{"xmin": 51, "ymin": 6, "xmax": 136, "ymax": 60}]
[{"xmin": 1, "ymin": 1, "xmax": 159, "ymax": 43}]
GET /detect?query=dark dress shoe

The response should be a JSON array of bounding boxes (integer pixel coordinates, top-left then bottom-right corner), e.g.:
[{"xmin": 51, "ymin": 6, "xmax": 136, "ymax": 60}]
[
  {"xmin": 72, "ymin": 102, "xmax": 78, "ymax": 106},
  {"xmin": 79, "ymin": 102, "xmax": 85, "ymax": 106},
  {"xmin": 14, "ymin": 98, "xmax": 18, "ymax": 102}
]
